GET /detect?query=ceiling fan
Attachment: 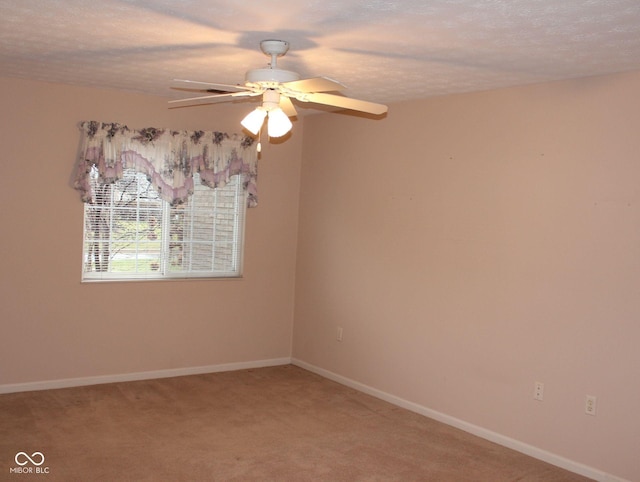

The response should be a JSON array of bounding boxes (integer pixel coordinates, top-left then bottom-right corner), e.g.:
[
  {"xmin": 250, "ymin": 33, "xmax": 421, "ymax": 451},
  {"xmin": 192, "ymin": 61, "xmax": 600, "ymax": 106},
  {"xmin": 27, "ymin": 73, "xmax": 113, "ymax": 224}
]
[{"xmin": 169, "ymin": 39, "xmax": 388, "ymax": 139}]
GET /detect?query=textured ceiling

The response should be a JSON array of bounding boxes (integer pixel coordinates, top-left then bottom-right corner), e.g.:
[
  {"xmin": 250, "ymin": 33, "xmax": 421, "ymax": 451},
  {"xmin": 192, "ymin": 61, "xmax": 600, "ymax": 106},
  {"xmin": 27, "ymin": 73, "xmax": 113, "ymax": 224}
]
[{"xmin": 1, "ymin": 0, "xmax": 640, "ymax": 109}]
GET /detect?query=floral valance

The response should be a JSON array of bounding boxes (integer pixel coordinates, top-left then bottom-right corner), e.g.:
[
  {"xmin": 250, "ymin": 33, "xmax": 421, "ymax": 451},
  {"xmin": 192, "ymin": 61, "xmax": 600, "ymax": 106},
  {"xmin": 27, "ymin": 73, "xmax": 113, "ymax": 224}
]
[{"xmin": 73, "ymin": 121, "xmax": 258, "ymax": 207}]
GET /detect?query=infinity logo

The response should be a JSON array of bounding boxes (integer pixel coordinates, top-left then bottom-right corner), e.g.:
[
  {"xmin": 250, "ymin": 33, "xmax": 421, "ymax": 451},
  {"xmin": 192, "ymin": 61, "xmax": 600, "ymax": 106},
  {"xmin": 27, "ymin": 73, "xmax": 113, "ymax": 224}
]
[{"xmin": 15, "ymin": 452, "xmax": 45, "ymax": 466}]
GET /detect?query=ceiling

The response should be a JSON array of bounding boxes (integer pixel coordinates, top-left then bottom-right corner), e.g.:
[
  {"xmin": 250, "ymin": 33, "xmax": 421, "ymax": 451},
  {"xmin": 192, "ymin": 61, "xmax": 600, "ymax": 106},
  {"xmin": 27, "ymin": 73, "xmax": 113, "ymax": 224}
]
[{"xmin": 2, "ymin": 0, "xmax": 640, "ymax": 111}]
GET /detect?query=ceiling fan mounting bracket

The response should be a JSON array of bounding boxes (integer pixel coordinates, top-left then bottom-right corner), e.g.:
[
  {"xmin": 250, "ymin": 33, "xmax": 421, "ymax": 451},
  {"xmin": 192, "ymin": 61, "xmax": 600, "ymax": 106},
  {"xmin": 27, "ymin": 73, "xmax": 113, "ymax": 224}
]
[{"xmin": 260, "ymin": 40, "xmax": 289, "ymax": 58}]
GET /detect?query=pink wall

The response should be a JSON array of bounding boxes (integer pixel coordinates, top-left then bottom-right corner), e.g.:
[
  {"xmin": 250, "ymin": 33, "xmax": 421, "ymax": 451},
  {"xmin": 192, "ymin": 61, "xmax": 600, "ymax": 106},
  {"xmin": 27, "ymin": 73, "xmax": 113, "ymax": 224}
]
[
  {"xmin": 293, "ymin": 71, "xmax": 640, "ymax": 480},
  {"xmin": 0, "ymin": 77, "xmax": 301, "ymax": 383},
  {"xmin": 2, "ymin": 71, "xmax": 639, "ymax": 480}
]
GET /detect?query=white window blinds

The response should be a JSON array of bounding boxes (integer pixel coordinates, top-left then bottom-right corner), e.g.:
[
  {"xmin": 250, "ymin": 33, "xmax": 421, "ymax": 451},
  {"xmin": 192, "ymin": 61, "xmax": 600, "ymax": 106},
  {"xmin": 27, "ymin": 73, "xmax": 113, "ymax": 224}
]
[{"xmin": 82, "ymin": 167, "xmax": 246, "ymax": 281}]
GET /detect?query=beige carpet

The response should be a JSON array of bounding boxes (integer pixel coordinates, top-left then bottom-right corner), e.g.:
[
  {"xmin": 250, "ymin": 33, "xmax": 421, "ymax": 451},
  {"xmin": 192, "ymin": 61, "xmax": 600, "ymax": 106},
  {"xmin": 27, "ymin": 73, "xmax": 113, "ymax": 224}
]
[{"xmin": 0, "ymin": 365, "xmax": 590, "ymax": 481}]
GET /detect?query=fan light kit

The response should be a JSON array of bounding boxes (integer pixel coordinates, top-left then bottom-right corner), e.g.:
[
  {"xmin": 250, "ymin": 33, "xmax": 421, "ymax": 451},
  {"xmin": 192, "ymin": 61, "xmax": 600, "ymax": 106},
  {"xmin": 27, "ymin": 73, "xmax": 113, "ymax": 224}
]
[
  {"xmin": 169, "ymin": 39, "xmax": 388, "ymax": 146},
  {"xmin": 240, "ymin": 89, "xmax": 292, "ymax": 138}
]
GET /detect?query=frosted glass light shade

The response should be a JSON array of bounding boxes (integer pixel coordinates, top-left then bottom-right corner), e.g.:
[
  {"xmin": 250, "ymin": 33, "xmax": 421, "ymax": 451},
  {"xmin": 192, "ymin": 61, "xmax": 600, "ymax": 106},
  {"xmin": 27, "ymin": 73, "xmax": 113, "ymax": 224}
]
[
  {"xmin": 241, "ymin": 108, "xmax": 267, "ymax": 135},
  {"xmin": 267, "ymin": 108, "xmax": 293, "ymax": 138}
]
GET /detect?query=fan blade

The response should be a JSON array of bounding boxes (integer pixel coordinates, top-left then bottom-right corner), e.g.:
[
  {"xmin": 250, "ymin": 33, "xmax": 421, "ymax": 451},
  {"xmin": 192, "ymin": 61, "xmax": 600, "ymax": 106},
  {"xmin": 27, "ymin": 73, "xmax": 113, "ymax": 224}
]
[
  {"xmin": 280, "ymin": 96, "xmax": 298, "ymax": 117},
  {"xmin": 300, "ymin": 92, "xmax": 388, "ymax": 115},
  {"xmin": 168, "ymin": 91, "xmax": 260, "ymax": 108},
  {"xmin": 171, "ymin": 79, "xmax": 253, "ymax": 93},
  {"xmin": 282, "ymin": 76, "xmax": 345, "ymax": 93}
]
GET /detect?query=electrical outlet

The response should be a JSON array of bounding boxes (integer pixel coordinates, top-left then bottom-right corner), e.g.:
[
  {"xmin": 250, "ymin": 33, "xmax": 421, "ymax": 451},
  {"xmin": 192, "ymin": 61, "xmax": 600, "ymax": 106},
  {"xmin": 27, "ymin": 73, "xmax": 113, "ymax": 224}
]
[
  {"xmin": 336, "ymin": 327, "xmax": 343, "ymax": 342},
  {"xmin": 585, "ymin": 395, "xmax": 597, "ymax": 416},
  {"xmin": 534, "ymin": 381, "xmax": 544, "ymax": 401}
]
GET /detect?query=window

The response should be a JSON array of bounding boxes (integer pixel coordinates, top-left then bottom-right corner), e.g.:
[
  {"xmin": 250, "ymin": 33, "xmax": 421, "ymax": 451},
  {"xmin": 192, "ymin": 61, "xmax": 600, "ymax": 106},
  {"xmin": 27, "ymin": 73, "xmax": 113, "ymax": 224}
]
[{"xmin": 82, "ymin": 166, "xmax": 246, "ymax": 281}]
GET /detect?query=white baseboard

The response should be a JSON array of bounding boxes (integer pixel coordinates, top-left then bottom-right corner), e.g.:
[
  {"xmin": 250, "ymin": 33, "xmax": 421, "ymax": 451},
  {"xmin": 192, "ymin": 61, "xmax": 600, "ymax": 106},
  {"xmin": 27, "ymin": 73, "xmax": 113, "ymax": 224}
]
[
  {"xmin": 291, "ymin": 358, "xmax": 628, "ymax": 482},
  {"xmin": 0, "ymin": 357, "xmax": 292, "ymax": 394}
]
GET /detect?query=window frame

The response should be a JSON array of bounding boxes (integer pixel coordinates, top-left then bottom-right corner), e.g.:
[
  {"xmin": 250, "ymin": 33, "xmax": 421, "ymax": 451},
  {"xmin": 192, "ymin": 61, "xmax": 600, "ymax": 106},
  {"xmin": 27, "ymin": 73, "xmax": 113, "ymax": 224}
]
[{"xmin": 81, "ymin": 168, "xmax": 247, "ymax": 282}]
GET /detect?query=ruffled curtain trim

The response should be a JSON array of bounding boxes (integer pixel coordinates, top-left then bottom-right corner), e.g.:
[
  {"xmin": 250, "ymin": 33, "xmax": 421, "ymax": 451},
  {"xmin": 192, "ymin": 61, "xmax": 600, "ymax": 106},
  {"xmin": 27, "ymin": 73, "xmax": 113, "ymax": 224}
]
[{"xmin": 73, "ymin": 121, "xmax": 258, "ymax": 207}]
